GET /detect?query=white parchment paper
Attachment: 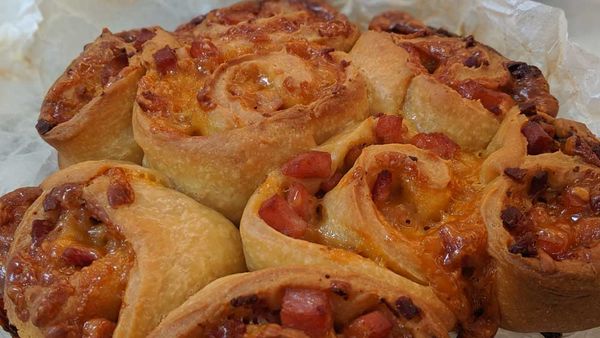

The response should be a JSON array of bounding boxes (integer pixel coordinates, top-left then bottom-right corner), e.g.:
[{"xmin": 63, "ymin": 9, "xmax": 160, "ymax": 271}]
[{"xmin": 0, "ymin": 0, "xmax": 599, "ymax": 336}]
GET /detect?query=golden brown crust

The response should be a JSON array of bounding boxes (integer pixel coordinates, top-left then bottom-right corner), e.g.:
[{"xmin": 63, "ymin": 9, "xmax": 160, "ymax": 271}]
[
  {"xmin": 4, "ymin": 161, "xmax": 245, "ymax": 338},
  {"xmin": 240, "ymin": 117, "xmax": 504, "ymax": 335},
  {"xmin": 481, "ymin": 109, "xmax": 600, "ymax": 183},
  {"xmin": 369, "ymin": 11, "xmax": 559, "ymax": 118},
  {"xmin": 481, "ymin": 153, "xmax": 600, "ymax": 332},
  {"xmin": 148, "ymin": 266, "xmax": 451, "ymax": 338},
  {"xmin": 175, "ymin": 0, "xmax": 360, "ymax": 52},
  {"xmin": 133, "ymin": 29, "xmax": 369, "ymax": 221},
  {"xmin": 349, "ymin": 11, "xmax": 558, "ymax": 152},
  {"xmin": 37, "ymin": 29, "xmax": 153, "ymax": 167},
  {"xmin": 0, "ymin": 187, "xmax": 43, "ymax": 336}
]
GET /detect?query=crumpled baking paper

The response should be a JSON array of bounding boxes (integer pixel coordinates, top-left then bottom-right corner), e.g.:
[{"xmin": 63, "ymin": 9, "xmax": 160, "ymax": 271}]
[{"xmin": 0, "ymin": 0, "xmax": 599, "ymax": 337}]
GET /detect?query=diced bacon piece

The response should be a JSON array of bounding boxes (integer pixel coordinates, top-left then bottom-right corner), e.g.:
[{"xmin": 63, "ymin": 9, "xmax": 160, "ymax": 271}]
[
  {"xmin": 503, "ymin": 167, "xmax": 527, "ymax": 182},
  {"xmin": 395, "ymin": 296, "xmax": 421, "ymax": 320},
  {"xmin": 521, "ymin": 121, "xmax": 556, "ymax": 155},
  {"xmin": 397, "ymin": 43, "xmax": 439, "ymax": 73},
  {"xmin": 375, "ymin": 115, "xmax": 405, "ymax": 144},
  {"xmin": 281, "ymin": 151, "xmax": 332, "ymax": 179},
  {"xmin": 372, "ymin": 170, "xmax": 393, "ymax": 203},
  {"xmin": 61, "ymin": 247, "xmax": 98, "ymax": 267},
  {"xmin": 343, "ymin": 311, "xmax": 393, "ymax": 338},
  {"xmin": 31, "ymin": 219, "xmax": 55, "ymax": 247},
  {"xmin": 280, "ymin": 288, "xmax": 333, "ymax": 338},
  {"xmin": 133, "ymin": 28, "xmax": 156, "ymax": 51},
  {"xmin": 106, "ymin": 168, "xmax": 135, "ymax": 208},
  {"xmin": 286, "ymin": 183, "xmax": 317, "ymax": 221},
  {"xmin": 500, "ymin": 206, "xmax": 523, "ymax": 231},
  {"xmin": 453, "ymin": 80, "xmax": 514, "ymax": 115},
  {"xmin": 410, "ymin": 133, "xmax": 459, "ymax": 160},
  {"xmin": 153, "ymin": 46, "xmax": 178, "ymax": 75},
  {"xmin": 259, "ymin": 195, "xmax": 310, "ymax": 239}
]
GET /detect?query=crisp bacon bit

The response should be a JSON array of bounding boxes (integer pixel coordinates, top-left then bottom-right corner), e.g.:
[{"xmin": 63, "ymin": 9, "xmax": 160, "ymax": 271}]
[
  {"xmin": 133, "ymin": 28, "xmax": 156, "ymax": 51},
  {"xmin": 319, "ymin": 172, "xmax": 343, "ymax": 194},
  {"xmin": 31, "ymin": 219, "xmax": 55, "ymax": 246},
  {"xmin": 375, "ymin": 115, "xmax": 405, "ymax": 144},
  {"xmin": 564, "ymin": 136, "xmax": 600, "ymax": 167},
  {"xmin": 464, "ymin": 35, "xmax": 476, "ymax": 48},
  {"xmin": 537, "ymin": 119, "xmax": 556, "ymax": 138},
  {"xmin": 115, "ymin": 30, "xmax": 137, "ymax": 43},
  {"xmin": 372, "ymin": 170, "xmax": 393, "ymax": 203},
  {"xmin": 500, "ymin": 206, "xmax": 522, "ymax": 231},
  {"xmin": 369, "ymin": 11, "xmax": 430, "ymax": 35},
  {"xmin": 153, "ymin": 46, "xmax": 178, "ymax": 75},
  {"xmin": 106, "ymin": 168, "xmax": 135, "ymax": 208},
  {"xmin": 43, "ymin": 183, "xmax": 82, "ymax": 211},
  {"xmin": 189, "ymin": 39, "xmax": 219, "ymax": 59},
  {"xmin": 395, "ymin": 296, "xmax": 421, "ymax": 320},
  {"xmin": 521, "ymin": 121, "xmax": 556, "ymax": 155},
  {"xmin": 504, "ymin": 167, "xmax": 527, "ymax": 182},
  {"xmin": 343, "ymin": 311, "xmax": 393, "ymax": 338},
  {"xmin": 189, "ymin": 14, "xmax": 206, "ymax": 26},
  {"xmin": 43, "ymin": 187, "xmax": 63, "ymax": 212},
  {"xmin": 329, "ymin": 280, "xmax": 351, "ymax": 300},
  {"xmin": 518, "ymin": 102, "xmax": 537, "ymax": 116},
  {"xmin": 590, "ymin": 194, "xmax": 600, "ymax": 214},
  {"xmin": 507, "ymin": 62, "xmax": 559, "ymax": 117},
  {"xmin": 286, "ymin": 183, "xmax": 317, "ymax": 221},
  {"xmin": 35, "ymin": 119, "xmax": 56, "ymax": 135},
  {"xmin": 508, "ymin": 232, "xmax": 537, "ymax": 257},
  {"xmin": 259, "ymin": 195, "xmax": 310, "ymax": 239},
  {"xmin": 281, "ymin": 151, "xmax": 332, "ymax": 179},
  {"xmin": 398, "ymin": 42, "xmax": 439, "ymax": 73},
  {"xmin": 82, "ymin": 319, "xmax": 116, "ymax": 338},
  {"xmin": 507, "ymin": 62, "xmax": 534, "ymax": 80},
  {"xmin": 453, "ymin": 80, "xmax": 514, "ymax": 115},
  {"xmin": 61, "ymin": 247, "xmax": 97, "ymax": 267},
  {"xmin": 100, "ymin": 48, "xmax": 129, "ymax": 86},
  {"xmin": 410, "ymin": 133, "xmax": 460, "ymax": 160},
  {"xmin": 280, "ymin": 288, "xmax": 333, "ymax": 338},
  {"xmin": 529, "ymin": 171, "xmax": 548, "ymax": 197},
  {"xmin": 230, "ymin": 294, "xmax": 259, "ymax": 307},
  {"xmin": 463, "ymin": 52, "xmax": 483, "ymax": 68}
]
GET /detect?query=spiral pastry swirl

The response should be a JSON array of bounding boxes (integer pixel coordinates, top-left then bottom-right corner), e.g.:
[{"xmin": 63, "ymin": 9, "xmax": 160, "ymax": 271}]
[
  {"xmin": 348, "ymin": 11, "xmax": 558, "ymax": 152},
  {"xmin": 482, "ymin": 152, "xmax": 600, "ymax": 332},
  {"xmin": 175, "ymin": 0, "xmax": 360, "ymax": 52},
  {"xmin": 3, "ymin": 161, "xmax": 244, "ymax": 338},
  {"xmin": 133, "ymin": 28, "xmax": 369, "ymax": 221},
  {"xmin": 149, "ymin": 266, "xmax": 450, "ymax": 338},
  {"xmin": 241, "ymin": 116, "xmax": 497, "ymax": 336},
  {"xmin": 35, "ymin": 28, "xmax": 169, "ymax": 167}
]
